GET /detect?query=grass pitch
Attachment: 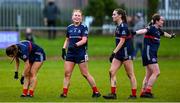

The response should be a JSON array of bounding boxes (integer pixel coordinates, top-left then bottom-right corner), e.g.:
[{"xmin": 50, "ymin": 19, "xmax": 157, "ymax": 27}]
[{"xmin": 0, "ymin": 35, "xmax": 180, "ymax": 102}]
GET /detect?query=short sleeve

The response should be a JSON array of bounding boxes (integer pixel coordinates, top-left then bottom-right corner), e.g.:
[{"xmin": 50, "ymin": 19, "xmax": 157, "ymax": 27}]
[
  {"xmin": 22, "ymin": 46, "xmax": 29, "ymax": 61},
  {"xmin": 159, "ymin": 29, "xmax": 164, "ymax": 36},
  {"xmin": 18, "ymin": 49, "xmax": 29, "ymax": 62},
  {"xmin": 82, "ymin": 25, "xmax": 88, "ymax": 37},
  {"xmin": 145, "ymin": 26, "xmax": 151, "ymax": 34},
  {"xmin": 119, "ymin": 26, "xmax": 128, "ymax": 38}
]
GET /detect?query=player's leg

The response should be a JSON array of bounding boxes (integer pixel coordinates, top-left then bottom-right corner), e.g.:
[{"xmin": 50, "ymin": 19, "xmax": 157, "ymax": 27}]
[
  {"xmin": 78, "ymin": 62, "xmax": 101, "ymax": 97},
  {"xmin": 144, "ymin": 63, "xmax": 160, "ymax": 96},
  {"xmin": 103, "ymin": 58, "xmax": 122, "ymax": 99},
  {"xmin": 28, "ymin": 62, "xmax": 43, "ymax": 97},
  {"xmin": 123, "ymin": 60, "xmax": 137, "ymax": 98},
  {"xmin": 140, "ymin": 66, "xmax": 152, "ymax": 97},
  {"xmin": 21, "ymin": 63, "xmax": 32, "ymax": 97},
  {"xmin": 61, "ymin": 61, "xmax": 75, "ymax": 97}
]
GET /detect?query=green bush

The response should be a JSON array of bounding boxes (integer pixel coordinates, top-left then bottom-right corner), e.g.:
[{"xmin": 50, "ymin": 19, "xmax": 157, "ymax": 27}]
[{"xmin": 85, "ymin": 0, "xmax": 119, "ymax": 26}]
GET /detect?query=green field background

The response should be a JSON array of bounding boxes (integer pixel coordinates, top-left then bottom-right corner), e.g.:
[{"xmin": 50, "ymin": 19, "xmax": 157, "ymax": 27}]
[{"xmin": 0, "ymin": 35, "xmax": 180, "ymax": 102}]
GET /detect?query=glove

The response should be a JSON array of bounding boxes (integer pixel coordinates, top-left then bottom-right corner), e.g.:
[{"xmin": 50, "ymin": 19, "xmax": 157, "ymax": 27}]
[
  {"xmin": 14, "ymin": 71, "xmax": 18, "ymax": 79},
  {"xmin": 20, "ymin": 76, "xmax": 24, "ymax": 85},
  {"xmin": 131, "ymin": 31, "xmax": 136, "ymax": 36},
  {"xmin": 109, "ymin": 52, "xmax": 115, "ymax": 63},
  {"xmin": 170, "ymin": 33, "xmax": 176, "ymax": 39},
  {"xmin": 61, "ymin": 48, "xmax": 66, "ymax": 60}
]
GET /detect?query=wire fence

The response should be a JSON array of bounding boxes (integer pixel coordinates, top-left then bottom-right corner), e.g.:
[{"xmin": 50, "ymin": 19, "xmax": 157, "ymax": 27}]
[{"xmin": 0, "ymin": 0, "xmax": 180, "ymax": 33}]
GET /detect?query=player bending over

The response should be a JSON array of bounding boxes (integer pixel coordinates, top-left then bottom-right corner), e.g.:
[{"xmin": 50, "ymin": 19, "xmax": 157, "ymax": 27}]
[{"xmin": 6, "ymin": 40, "xmax": 46, "ymax": 97}]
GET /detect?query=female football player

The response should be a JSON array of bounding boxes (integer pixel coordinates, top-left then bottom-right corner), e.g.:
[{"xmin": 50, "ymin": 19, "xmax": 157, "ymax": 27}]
[
  {"xmin": 60, "ymin": 9, "xmax": 101, "ymax": 98},
  {"xmin": 133, "ymin": 13, "xmax": 175, "ymax": 98},
  {"xmin": 103, "ymin": 8, "xmax": 137, "ymax": 99},
  {"xmin": 6, "ymin": 41, "xmax": 46, "ymax": 97}
]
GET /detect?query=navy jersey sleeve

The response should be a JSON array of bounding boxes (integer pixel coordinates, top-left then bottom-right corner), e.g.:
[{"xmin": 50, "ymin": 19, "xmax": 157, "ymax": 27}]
[
  {"xmin": 17, "ymin": 44, "xmax": 29, "ymax": 61},
  {"xmin": 145, "ymin": 26, "xmax": 151, "ymax": 35},
  {"xmin": 21, "ymin": 48, "xmax": 29, "ymax": 61},
  {"xmin": 159, "ymin": 28, "xmax": 164, "ymax": 36},
  {"xmin": 82, "ymin": 24, "xmax": 88, "ymax": 37},
  {"xmin": 119, "ymin": 25, "xmax": 128, "ymax": 38}
]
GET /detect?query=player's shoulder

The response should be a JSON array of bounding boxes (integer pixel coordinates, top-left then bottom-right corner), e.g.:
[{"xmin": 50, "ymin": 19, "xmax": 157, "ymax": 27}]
[
  {"xmin": 80, "ymin": 23, "xmax": 88, "ymax": 28},
  {"xmin": 120, "ymin": 22, "xmax": 128, "ymax": 28},
  {"xmin": 67, "ymin": 24, "xmax": 74, "ymax": 28},
  {"xmin": 146, "ymin": 24, "xmax": 154, "ymax": 30},
  {"xmin": 18, "ymin": 40, "xmax": 31, "ymax": 47},
  {"xmin": 19, "ymin": 40, "xmax": 29, "ymax": 44}
]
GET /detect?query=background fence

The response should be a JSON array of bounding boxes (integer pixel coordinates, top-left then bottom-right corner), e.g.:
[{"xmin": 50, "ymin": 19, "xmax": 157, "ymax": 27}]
[{"xmin": 0, "ymin": 0, "xmax": 180, "ymax": 33}]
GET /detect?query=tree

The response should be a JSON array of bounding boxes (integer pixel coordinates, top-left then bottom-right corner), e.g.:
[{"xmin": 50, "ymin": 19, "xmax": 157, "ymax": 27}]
[
  {"xmin": 85, "ymin": 0, "xmax": 104, "ymax": 26},
  {"xmin": 85, "ymin": 0, "xmax": 118, "ymax": 26},
  {"xmin": 147, "ymin": 0, "xmax": 159, "ymax": 22}
]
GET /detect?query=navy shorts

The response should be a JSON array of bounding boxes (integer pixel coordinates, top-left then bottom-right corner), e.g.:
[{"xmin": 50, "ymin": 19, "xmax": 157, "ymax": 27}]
[
  {"xmin": 114, "ymin": 46, "xmax": 133, "ymax": 62},
  {"xmin": 142, "ymin": 44, "xmax": 158, "ymax": 66},
  {"xmin": 66, "ymin": 53, "xmax": 88, "ymax": 64},
  {"xmin": 29, "ymin": 49, "xmax": 46, "ymax": 63}
]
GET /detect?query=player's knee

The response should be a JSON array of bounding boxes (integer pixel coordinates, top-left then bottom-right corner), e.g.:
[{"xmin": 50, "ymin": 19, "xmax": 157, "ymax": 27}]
[
  {"xmin": 24, "ymin": 72, "xmax": 30, "ymax": 77},
  {"xmin": 109, "ymin": 70, "xmax": 115, "ymax": 77},
  {"xmin": 82, "ymin": 74, "xmax": 87, "ymax": 79},
  {"xmin": 65, "ymin": 73, "xmax": 70, "ymax": 78},
  {"xmin": 82, "ymin": 73, "xmax": 89, "ymax": 79},
  {"xmin": 65, "ymin": 72, "xmax": 71, "ymax": 78},
  {"xmin": 127, "ymin": 73, "xmax": 131, "ymax": 79},
  {"xmin": 156, "ymin": 71, "xmax": 160, "ymax": 77},
  {"xmin": 30, "ymin": 73, "xmax": 36, "ymax": 78},
  {"xmin": 154, "ymin": 70, "xmax": 160, "ymax": 75},
  {"xmin": 30, "ymin": 76, "xmax": 37, "ymax": 81}
]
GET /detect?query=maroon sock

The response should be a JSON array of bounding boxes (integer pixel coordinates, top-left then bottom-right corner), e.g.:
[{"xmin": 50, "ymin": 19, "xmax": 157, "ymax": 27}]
[
  {"xmin": 92, "ymin": 86, "xmax": 99, "ymax": 93},
  {"xmin": 111, "ymin": 87, "xmax": 116, "ymax": 94},
  {"xmin": 131, "ymin": 89, "xmax": 136, "ymax": 96},
  {"xmin": 145, "ymin": 86, "xmax": 152, "ymax": 93},
  {"xmin": 63, "ymin": 88, "xmax": 68, "ymax": 95},
  {"xmin": 140, "ymin": 88, "xmax": 145, "ymax": 95},
  {"xmin": 22, "ymin": 89, "xmax": 28, "ymax": 96},
  {"xmin": 29, "ymin": 90, "xmax": 34, "ymax": 96}
]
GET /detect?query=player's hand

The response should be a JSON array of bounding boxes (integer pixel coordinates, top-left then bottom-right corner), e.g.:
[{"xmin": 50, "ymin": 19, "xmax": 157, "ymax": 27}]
[
  {"xmin": 20, "ymin": 76, "xmax": 24, "ymax": 85},
  {"xmin": 61, "ymin": 48, "xmax": 66, "ymax": 60},
  {"xmin": 170, "ymin": 33, "xmax": 176, "ymax": 39},
  {"xmin": 109, "ymin": 52, "xmax": 115, "ymax": 63},
  {"xmin": 14, "ymin": 71, "xmax": 18, "ymax": 79}
]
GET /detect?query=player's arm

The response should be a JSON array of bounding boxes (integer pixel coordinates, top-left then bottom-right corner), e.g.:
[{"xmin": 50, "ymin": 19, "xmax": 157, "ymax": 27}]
[
  {"xmin": 131, "ymin": 28, "xmax": 147, "ymax": 36},
  {"xmin": 163, "ymin": 32, "xmax": 176, "ymax": 39},
  {"xmin": 75, "ymin": 36, "xmax": 87, "ymax": 46},
  {"xmin": 113, "ymin": 37, "xmax": 125, "ymax": 53},
  {"xmin": 15, "ymin": 58, "xmax": 19, "ymax": 72},
  {"xmin": 62, "ymin": 38, "xmax": 69, "ymax": 60},
  {"xmin": 63, "ymin": 37, "xmax": 69, "ymax": 49},
  {"xmin": 136, "ymin": 28, "xmax": 147, "ymax": 35},
  {"xmin": 14, "ymin": 58, "xmax": 20, "ymax": 79},
  {"xmin": 75, "ymin": 25, "xmax": 88, "ymax": 47},
  {"xmin": 109, "ymin": 37, "xmax": 125, "ymax": 63}
]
